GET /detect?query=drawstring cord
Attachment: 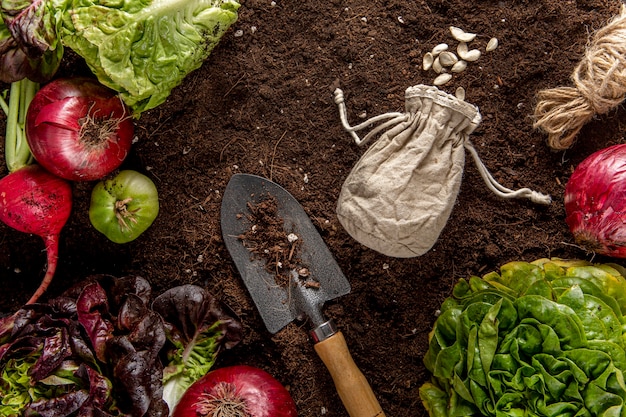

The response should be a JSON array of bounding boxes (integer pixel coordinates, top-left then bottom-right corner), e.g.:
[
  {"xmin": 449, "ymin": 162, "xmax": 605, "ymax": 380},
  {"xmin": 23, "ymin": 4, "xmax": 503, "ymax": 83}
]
[
  {"xmin": 334, "ymin": 87, "xmax": 552, "ymax": 206},
  {"xmin": 464, "ymin": 141, "xmax": 552, "ymax": 205},
  {"xmin": 334, "ymin": 88, "xmax": 408, "ymax": 146}
]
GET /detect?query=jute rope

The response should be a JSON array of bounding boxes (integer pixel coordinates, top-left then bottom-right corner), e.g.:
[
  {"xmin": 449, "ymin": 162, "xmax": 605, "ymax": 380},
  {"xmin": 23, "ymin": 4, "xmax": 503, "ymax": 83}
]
[{"xmin": 533, "ymin": 5, "xmax": 626, "ymax": 150}]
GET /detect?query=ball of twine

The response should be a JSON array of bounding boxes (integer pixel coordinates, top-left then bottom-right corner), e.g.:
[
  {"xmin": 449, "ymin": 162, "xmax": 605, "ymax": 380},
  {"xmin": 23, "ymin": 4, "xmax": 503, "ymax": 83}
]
[{"xmin": 533, "ymin": 7, "xmax": 626, "ymax": 150}]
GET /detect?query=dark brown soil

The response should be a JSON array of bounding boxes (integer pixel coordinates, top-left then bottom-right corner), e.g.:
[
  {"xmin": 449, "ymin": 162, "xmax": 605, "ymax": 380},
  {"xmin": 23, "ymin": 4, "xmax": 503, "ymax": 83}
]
[
  {"xmin": 1, "ymin": 1, "xmax": 626, "ymax": 416},
  {"xmin": 238, "ymin": 194, "xmax": 308, "ymax": 288}
]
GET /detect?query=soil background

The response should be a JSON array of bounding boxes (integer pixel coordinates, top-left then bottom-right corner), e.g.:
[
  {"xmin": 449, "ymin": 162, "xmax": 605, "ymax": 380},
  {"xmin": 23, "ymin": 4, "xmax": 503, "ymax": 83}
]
[{"xmin": 2, "ymin": 1, "xmax": 626, "ymax": 416}]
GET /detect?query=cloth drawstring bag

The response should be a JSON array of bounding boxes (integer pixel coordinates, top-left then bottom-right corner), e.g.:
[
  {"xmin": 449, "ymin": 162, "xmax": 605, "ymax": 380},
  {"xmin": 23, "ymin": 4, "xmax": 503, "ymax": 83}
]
[{"xmin": 334, "ymin": 84, "xmax": 552, "ymax": 258}]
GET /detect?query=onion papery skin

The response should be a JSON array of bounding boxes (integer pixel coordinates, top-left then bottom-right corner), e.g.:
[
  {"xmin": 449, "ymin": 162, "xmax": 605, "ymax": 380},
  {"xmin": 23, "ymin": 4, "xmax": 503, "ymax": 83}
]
[
  {"xmin": 172, "ymin": 365, "xmax": 298, "ymax": 417},
  {"xmin": 26, "ymin": 77, "xmax": 134, "ymax": 181},
  {"xmin": 564, "ymin": 144, "xmax": 626, "ymax": 257}
]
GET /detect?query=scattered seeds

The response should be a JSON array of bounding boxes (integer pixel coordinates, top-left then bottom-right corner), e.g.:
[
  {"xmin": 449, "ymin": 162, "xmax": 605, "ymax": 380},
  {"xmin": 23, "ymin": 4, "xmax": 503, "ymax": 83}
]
[
  {"xmin": 455, "ymin": 86, "xmax": 466, "ymax": 101},
  {"xmin": 438, "ymin": 51, "xmax": 458, "ymax": 67},
  {"xmin": 450, "ymin": 26, "xmax": 476, "ymax": 43},
  {"xmin": 431, "ymin": 43, "xmax": 449, "ymax": 56},
  {"xmin": 420, "ymin": 26, "xmax": 497, "ymax": 89},
  {"xmin": 433, "ymin": 73, "xmax": 452, "ymax": 86},
  {"xmin": 451, "ymin": 60, "xmax": 467, "ymax": 73},
  {"xmin": 486, "ymin": 37, "xmax": 499, "ymax": 52},
  {"xmin": 423, "ymin": 52, "xmax": 434, "ymax": 71}
]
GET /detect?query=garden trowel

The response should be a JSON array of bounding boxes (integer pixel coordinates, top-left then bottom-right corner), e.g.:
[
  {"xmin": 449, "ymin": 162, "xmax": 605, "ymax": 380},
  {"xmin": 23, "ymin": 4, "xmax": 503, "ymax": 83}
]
[{"xmin": 220, "ymin": 173, "xmax": 385, "ymax": 417}]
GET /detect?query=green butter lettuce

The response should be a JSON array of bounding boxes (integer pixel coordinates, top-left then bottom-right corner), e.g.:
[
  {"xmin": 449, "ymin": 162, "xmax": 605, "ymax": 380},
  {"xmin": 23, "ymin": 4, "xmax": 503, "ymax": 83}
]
[
  {"xmin": 420, "ymin": 258, "xmax": 626, "ymax": 417},
  {"xmin": 60, "ymin": 0, "xmax": 239, "ymax": 114},
  {"xmin": 2, "ymin": 0, "xmax": 239, "ymax": 113}
]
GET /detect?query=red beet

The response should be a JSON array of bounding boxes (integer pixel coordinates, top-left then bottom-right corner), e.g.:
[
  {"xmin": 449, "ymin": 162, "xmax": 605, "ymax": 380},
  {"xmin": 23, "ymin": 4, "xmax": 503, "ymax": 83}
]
[{"xmin": 0, "ymin": 165, "xmax": 72, "ymax": 303}]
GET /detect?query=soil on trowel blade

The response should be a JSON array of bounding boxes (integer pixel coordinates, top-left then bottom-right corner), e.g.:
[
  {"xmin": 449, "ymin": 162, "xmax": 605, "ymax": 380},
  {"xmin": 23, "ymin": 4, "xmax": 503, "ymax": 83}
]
[{"xmin": 237, "ymin": 194, "xmax": 317, "ymax": 289}]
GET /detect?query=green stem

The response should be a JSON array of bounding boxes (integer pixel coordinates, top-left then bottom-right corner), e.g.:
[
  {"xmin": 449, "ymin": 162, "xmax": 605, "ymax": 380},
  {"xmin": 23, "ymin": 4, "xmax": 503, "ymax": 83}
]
[
  {"xmin": 3, "ymin": 78, "xmax": 38, "ymax": 172},
  {"xmin": 0, "ymin": 93, "xmax": 8, "ymax": 115},
  {"xmin": 19, "ymin": 80, "xmax": 37, "ymax": 167},
  {"xmin": 4, "ymin": 81, "xmax": 20, "ymax": 170}
]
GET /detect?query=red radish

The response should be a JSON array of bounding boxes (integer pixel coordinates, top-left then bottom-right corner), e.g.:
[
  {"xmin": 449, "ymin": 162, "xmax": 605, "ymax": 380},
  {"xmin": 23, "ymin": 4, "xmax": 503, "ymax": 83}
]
[
  {"xmin": 25, "ymin": 77, "xmax": 134, "ymax": 181},
  {"xmin": 0, "ymin": 164, "xmax": 72, "ymax": 304},
  {"xmin": 172, "ymin": 365, "xmax": 298, "ymax": 417},
  {"xmin": 564, "ymin": 143, "xmax": 626, "ymax": 257}
]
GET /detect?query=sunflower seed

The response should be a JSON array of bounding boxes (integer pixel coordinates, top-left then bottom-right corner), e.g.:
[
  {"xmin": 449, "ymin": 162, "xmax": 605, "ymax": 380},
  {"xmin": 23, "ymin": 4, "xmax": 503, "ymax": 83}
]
[
  {"xmin": 433, "ymin": 73, "xmax": 452, "ymax": 86},
  {"xmin": 450, "ymin": 26, "xmax": 476, "ymax": 43},
  {"xmin": 486, "ymin": 37, "xmax": 499, "ymax": 52},
  {"xmin": 431, "ymin": 43, "xmax": 449, "ymax": 56},
  {"xmin": 451, "ymin": 60, "xmax": 467, "ymax": 73},
  {"xmin": 438, "ymin": 51, "xmax": 458, "ymax": 67},
  {"xmin": 423, "ymin": 52, "xmax": 434, "ymax": 71}
]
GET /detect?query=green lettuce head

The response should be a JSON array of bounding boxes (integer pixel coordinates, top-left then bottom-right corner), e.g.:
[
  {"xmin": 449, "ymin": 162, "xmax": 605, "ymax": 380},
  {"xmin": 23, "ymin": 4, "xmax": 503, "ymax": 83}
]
[
  {"xmin": 420, "ymin": 258, "xmax": 626, "ymax": 417},
  {"xmin": 60, "ymin": 0, "xmax": 240, "ymax": 115},
  {"xmin": 2, "ymin": 0, "xmax": 238, "ymax": 114}
]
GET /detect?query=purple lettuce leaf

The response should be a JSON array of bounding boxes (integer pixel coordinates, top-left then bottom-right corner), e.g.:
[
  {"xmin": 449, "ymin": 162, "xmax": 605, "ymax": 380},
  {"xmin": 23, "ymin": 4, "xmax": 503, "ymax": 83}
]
[
  {"xmin": 0, "ymin": 276, "xmax": 242, "ymax": 417},
  {"xmin": 152, "ymin": 284, "xmax": 243, "ymax": 411},
  {"xmin": 0, "ymin": 0, "xmax": 63, "ymax": 82}
]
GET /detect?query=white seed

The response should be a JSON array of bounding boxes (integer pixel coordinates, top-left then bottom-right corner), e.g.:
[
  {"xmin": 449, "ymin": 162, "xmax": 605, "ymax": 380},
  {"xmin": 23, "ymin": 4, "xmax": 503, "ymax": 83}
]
[
  {"xmin": 438, "ymin": 51, "xmax": 458, "ymax": 67},
  {"xmin": 457, "ymin": 42, "xmax": 468, "ymax": 56},
  {"xmin": 455, "ymin": 86, "xmax": 466, "ymax": 101},
  {"xmin": 463, "ymin": 49, "xmax": 481, "ymax": 62},
  {"xmin": 486, "ymin": 37, "xmax": 499, "ymax": 52},
  {"xmin": 450, "ymin": 26, "xmax": 476, "ymax": 43},
  {"xmin": 431, "ymin": 43, "xmax": 448, "ymax": 56},
  {"xmin": 451, "ymin": 60, "xmax": 467, "ymax": 73},
  {"xmin": 457, "ymin": 42, "xmax": 481, "ymax": 61},
  {"xmin": 433, "ymin": 73, "xmax": 452, "ymax": 86},
  {"xmin": 432, "ymin": 56, "xmax": 443, "ymax": 74},
  {"xmin": 423, "ymin": 52, "xmax": 434, "ymax": 71}
]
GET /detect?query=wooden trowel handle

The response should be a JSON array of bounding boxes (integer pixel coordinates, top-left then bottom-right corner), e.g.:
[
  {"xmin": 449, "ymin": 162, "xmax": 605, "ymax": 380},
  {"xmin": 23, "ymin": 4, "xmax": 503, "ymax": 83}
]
[{"xmin": 314, "ymin": 331, "xmax": 386, "ymax": 417}]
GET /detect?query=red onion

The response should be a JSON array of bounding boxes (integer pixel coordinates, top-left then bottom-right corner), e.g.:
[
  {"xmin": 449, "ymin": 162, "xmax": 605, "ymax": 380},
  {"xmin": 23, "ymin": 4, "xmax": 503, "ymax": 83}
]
[
  {"xmin": 172, "ymin": 365, "xmax": 298, "ymax": 417},
  {"xmin": 25, "ymin": 77, "xmax": 134, "ymax": 181},
  {"xmin": 0, "ymin": 164, "xmax": 72, "ymax": 303},
  {"xmin": 564, "ymin": 143, "xmax": 626, "ymax": 257}
]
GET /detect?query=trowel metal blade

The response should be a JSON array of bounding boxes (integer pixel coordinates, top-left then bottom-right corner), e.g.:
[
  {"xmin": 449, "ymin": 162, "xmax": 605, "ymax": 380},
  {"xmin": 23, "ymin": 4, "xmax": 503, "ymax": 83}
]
[{"xmin": 220, "ymin": 173, "xmax": 351, "ymax": 334}]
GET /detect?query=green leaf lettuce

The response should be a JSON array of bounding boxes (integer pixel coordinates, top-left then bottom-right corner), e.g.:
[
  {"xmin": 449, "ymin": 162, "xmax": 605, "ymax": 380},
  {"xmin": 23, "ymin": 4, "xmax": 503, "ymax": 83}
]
[
  {"xmin": 60, "ymin": 0, "xmax": 239, "ymax": 114},
  {"xmin": 420, "ymin": 258, "xmax": 626, "ymax": 417}
]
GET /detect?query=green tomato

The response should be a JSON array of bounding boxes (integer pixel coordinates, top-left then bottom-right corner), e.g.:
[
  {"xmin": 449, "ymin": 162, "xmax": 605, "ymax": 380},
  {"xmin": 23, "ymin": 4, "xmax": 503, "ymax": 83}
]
[{"xmin": 89, "ymin": 170, "xmax": 159, "ymax": 243}]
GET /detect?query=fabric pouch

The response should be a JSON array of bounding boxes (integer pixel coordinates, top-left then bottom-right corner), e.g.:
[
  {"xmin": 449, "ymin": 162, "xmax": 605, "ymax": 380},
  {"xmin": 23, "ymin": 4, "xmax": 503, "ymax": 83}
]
[{"xmin": 334, "ymin": 84, "xmax": 551, "ymax": 258}]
